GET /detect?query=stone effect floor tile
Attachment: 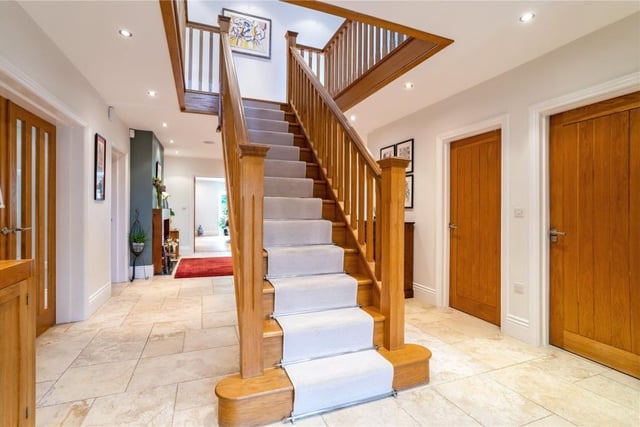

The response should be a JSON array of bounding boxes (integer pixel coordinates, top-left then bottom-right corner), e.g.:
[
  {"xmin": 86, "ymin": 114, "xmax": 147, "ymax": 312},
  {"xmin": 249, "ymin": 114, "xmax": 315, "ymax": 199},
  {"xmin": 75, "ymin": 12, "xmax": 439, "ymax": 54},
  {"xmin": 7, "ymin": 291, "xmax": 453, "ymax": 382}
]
[
  {"xmin": 35, "ymin": 399, "xmax": 94, "ymax": 427},
  {"xmin": 34, "ymin": 275, "xmax": 640, "ymax": 426}
]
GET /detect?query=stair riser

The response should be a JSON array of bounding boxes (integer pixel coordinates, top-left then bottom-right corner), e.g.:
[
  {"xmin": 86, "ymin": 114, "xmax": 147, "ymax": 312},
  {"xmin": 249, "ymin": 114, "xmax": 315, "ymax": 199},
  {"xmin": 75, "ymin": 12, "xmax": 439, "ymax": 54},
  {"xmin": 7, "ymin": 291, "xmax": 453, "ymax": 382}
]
[
  {"xmin": 313, "ymin": 181, "xmax": 327, "ymax": 198},
  {"xmin": 262, "ymin": 283, "xmax": 373, "ymax": 318},
  {"xmin": 263, "ymin": 251, "xmax": 360, "ymax": 276},
  {"xmin": 263, "ymin": 318, "xmax": 384, "ymax": 368},
  {"xmin": 264, "ymin": 220, "xmax": 333, "ymax": 247},
  {"xmin": 247, "ymin": 118, "xmax": 290, "ymax": 133},
  {"xmin": 306, "ymin": 164, "xmax": 319, "ymax": 179},
  {"xmin": 322, "ymin": 202, "xmax": 336, "ymax": 221},
  {"xmin": 245, "ymin": 107, "xmax": 285, "ymax": 121}
]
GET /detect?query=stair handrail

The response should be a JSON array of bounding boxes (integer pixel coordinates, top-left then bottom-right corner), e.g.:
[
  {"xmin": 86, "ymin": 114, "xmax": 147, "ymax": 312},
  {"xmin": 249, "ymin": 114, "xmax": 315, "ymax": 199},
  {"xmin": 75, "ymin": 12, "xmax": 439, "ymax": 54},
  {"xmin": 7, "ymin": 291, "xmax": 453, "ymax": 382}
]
[
  {"xmin": 219, "ymin": 15, "xmax": 269, "ymax": 378},
  {"xmin": 287, "ymin": 31, "xmax": 408, "ymax": 350}
]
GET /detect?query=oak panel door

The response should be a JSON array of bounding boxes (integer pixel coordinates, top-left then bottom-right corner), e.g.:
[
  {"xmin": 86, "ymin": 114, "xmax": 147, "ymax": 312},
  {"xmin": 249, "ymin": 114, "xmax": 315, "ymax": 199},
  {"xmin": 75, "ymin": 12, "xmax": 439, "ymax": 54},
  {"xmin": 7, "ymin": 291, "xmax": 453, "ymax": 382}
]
[
  {"xmin": 450, "ymin": 129, "xmax": 501, "ymax": 325},
  {"xmin": 0, "ymin": 97, "xmax": 56, "ymax": 336},
  {"xmin": 550, "ymin": 91, "xmax": 640, "ymax": 377}
]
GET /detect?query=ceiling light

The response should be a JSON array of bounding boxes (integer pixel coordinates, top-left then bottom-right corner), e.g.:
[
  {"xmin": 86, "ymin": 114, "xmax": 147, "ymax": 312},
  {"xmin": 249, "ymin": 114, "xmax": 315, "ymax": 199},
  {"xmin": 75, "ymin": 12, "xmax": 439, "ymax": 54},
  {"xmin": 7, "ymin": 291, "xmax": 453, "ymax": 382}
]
[
  {"xmin": 403, "ymin": 82, "xmax": 414, "ymax": 90},
  {"xmin": 169, "ymin": 139, "xmax": 174, "ymax": 144},
  {"xmin": 349, "ymin": 115, "xmax": 357, "ymax": 122},
  {"xmin": 162, "ymin": 122, "xmax": 167, "ymax": 128},
  {"xmin": 175, "ymin": 150, "xmax": 179, "ymax": 154},
  {"xmin": 118, "ymin": 29, "xmax": 133, "ymax": 38},
  {"xmin": 519, "ymin": 12, "xmax": 535, "ymax": 23},
  {"xmin": 203, "ymin": 140, "xmax": 216, "ymax": 145},
  {"xmin": 147, "ymin": 90, "xmax": 157, "ymax": 97}
]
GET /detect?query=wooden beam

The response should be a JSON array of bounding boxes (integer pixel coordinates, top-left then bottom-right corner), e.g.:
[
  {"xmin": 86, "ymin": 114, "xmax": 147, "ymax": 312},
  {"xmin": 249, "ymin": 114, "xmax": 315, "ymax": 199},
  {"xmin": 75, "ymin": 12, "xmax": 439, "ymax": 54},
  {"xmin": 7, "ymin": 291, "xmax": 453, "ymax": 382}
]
[
  {"xmin": 333, "ymin": 37, "xmax": 441, "ymax": 111},
  {"xmin": 159, "ymin": 0, "xmax": 186, "ymax": 111},
  {"xmin": 281, "ymin": 0, "xmax": 454, "ymax": 46}
]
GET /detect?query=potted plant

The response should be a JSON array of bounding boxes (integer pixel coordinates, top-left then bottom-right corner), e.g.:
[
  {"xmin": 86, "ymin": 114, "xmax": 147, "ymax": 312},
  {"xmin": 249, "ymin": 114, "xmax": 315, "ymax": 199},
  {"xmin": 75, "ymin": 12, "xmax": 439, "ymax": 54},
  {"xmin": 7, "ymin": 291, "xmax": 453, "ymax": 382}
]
[{"xmin": 130, "ymin": 229, "xmax": 148, "ymax": 254}]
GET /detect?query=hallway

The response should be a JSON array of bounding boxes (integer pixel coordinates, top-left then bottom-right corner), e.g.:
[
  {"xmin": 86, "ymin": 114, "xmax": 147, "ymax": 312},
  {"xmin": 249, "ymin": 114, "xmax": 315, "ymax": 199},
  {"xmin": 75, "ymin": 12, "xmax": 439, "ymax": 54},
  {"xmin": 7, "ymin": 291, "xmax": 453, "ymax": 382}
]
[{"xmin": 35, "ymin": 275, "xmax": 638, "ymax": 426}]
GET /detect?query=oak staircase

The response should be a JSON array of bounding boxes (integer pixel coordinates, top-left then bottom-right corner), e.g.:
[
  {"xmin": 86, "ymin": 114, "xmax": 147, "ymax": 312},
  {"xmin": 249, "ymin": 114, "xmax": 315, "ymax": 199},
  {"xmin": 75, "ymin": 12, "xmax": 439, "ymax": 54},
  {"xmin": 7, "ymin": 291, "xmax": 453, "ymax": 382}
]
[{"xmin": 158, "ymin": 2, "xmax": 453, "ymax": 424}]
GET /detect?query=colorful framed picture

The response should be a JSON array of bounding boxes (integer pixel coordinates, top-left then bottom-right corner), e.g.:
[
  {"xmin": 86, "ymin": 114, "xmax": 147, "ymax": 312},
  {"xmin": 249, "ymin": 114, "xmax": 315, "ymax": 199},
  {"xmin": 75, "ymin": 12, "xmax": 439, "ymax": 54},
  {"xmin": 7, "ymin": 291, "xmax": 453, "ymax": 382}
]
[
  {"xmin": 396, "ymin": 138, "xmax": 414, "ymax": 173},
  {"xmin": 405, "ymin": 175, "xmax": 413, "ymax": 209},
  {"xmin": 94, "ymin": 133, "xmax": 106, "ymax": 201},
  {"xmin": 380, "ymin": 144, "xmax": 395, "ymax": 160},
  {"xmin": 222, "ymin": 8, "xmax": 272, "ymax": 59}
]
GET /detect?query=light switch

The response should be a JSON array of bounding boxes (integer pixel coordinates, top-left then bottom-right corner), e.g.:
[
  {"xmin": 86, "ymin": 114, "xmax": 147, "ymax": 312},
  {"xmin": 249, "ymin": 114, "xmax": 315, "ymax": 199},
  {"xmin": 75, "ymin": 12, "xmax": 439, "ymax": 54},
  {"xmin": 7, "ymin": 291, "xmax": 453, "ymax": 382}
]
[
  {"xmin": 514, "ymin": 208, "xmax": 525, "ymax": 218},
  {"xmin": 513, "ymin": 282, "xmax": 525, "ymax": 294}
]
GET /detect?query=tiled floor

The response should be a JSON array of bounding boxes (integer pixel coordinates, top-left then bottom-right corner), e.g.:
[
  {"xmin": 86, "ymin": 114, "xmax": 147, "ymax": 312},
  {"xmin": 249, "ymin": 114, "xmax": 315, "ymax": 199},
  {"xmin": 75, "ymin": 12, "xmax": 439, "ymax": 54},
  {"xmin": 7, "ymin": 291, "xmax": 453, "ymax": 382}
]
[{"xmin": 36, "ymin": 274, "xmax": 639, "ymax": 426}]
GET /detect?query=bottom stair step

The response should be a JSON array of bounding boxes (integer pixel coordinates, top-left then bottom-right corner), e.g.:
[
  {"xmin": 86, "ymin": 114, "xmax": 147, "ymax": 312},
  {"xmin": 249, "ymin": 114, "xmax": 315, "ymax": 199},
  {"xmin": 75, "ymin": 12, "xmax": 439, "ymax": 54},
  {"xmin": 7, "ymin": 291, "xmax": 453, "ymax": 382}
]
[{"xmin": 284, "ymin": 349, "xmax": 394, "ymax": 417}]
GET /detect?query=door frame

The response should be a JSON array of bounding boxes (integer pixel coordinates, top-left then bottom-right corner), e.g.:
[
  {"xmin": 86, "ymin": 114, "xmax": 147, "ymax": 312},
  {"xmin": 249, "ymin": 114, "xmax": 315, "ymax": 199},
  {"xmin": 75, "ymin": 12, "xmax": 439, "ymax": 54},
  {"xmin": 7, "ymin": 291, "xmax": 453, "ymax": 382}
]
[
  {"xmin": 435, "ymin": 114, "xmax": 509, "ymax": 327},
  {"xmin": 530, "ymin": 72, "xmax": 640, "ymax": 347},
  {"xmin": 110, "ymin": 148, "xmax": 130, "ymax": 284}
]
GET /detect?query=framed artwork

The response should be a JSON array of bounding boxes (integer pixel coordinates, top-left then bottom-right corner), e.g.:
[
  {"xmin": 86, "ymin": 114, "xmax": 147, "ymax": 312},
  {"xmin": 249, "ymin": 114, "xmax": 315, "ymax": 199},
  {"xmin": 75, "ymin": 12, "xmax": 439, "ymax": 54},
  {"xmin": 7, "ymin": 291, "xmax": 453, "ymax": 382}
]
[
  {"xmin": 222, "ymin": 8, "xmax": 272, "ymax": 59},
  {"xmin": 156, "ymin": 161, "xmax": 162, "ymax": 180},
  {"xmin": 94, "ymin": 133, "xmax": 106, "ymax": 201},
  {"xmin": 380, "ymin": 144, "xmax": 395, "ymax": 159},
  {"xmin": 404, "ymin": 175, "xmax": 413, "ymax": 209},
  {"xmin": 396, "ymin": 138, "xmax": 414, "ymax": 173}
]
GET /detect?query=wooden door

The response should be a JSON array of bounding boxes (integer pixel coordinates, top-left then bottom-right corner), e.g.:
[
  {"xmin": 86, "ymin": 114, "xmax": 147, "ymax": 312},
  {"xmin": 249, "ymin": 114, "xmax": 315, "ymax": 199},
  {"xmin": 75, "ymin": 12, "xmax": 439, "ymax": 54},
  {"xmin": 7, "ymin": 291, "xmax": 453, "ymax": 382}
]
[
  {"xmin": 449, "ymin": 129, "xmax": 501, "ymax": 325},
  {"xmin": 0, "ymin": 97, "xmax": 56, "ymax": 336},
  {"xmin": 550, "ymin": 91, "xmax": 640, "ymax": 377}
]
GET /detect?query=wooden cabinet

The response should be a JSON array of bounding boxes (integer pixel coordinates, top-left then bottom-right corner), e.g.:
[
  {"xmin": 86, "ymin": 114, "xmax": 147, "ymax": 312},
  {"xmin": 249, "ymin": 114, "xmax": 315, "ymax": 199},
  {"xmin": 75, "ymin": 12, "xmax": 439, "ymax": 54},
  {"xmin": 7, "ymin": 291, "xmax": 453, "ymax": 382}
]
[
  {"xmin": 169, "ymin": 229, "xmax": 180, "ymax": 259},
  {"xmin": 152, "ymin": 209, "xmax": 170, "ymax": 274},
  {"xmin": 0, "ymin": 260, "xmax": 35, "ymax": 427}
]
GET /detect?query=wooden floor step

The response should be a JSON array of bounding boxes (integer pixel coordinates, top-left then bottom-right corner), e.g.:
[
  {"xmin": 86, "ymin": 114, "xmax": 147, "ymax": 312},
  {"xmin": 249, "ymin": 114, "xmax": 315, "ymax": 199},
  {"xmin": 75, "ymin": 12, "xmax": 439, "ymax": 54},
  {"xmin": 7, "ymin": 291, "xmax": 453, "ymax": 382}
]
[
  {"xmin": 216, "ymin": 344, "xmax": 431, "ymax": 426},
  {"xmin": 306, "ymin": 163, "xmax": 319, "ymax": 179},
  {"xmin": 262, "ymin": 306, "xmax": 385, "ymax": 368},
  {"xmin": 262, "ymin": 273, "xmax": 374, "ymax": 317}
]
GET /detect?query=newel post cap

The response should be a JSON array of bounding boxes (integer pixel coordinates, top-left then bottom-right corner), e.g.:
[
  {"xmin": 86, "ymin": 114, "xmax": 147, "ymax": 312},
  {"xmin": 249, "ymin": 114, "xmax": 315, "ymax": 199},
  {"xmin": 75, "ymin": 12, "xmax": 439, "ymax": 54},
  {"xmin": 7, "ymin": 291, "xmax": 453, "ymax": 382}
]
[
  {"xmin": 218, "ymin": 15, "xmax": 231, "ymax": 32},
  {"xmin": 377, "ymin": 158, "xmax": 409, "ymax": 170},
  {"xmin": 238, "ymin": 143, "xmax": 270, "ymax": 159}
]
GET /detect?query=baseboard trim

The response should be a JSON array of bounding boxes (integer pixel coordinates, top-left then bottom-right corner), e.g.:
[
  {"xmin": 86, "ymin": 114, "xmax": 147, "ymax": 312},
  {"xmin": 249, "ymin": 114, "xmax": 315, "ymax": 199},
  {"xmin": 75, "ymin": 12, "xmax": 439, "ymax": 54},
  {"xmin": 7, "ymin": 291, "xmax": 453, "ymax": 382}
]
[
  {"xmin": 503, "ymin": 313, "xmax": 531, "ymax": 343},
  {"xmin": 129, "ymin": 264, "xmax": 153, "ymax": 280},
  {"xmin": 412, "ymin": 282, "xmax": 436, "ymax": 306},
  {"xmin": 87, "ymin": 281, "xmax": 111, "ymax": 317}
]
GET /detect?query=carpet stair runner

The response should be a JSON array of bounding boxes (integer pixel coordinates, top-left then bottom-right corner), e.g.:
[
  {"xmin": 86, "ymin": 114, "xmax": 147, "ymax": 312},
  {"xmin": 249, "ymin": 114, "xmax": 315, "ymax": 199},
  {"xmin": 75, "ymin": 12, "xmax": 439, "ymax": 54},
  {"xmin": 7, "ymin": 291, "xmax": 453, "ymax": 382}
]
[{"xmin": 245, "ymin": 99, "xmax": 394, "ymax": 420}]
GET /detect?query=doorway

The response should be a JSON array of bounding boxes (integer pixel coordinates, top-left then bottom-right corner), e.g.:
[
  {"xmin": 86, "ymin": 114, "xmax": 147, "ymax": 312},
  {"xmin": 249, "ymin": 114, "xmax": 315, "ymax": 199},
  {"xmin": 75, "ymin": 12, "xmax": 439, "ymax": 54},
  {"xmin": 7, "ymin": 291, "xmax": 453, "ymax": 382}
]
[
  {"xmin": 449, "ymin": 129, "xmax": 501, "ymax": 325},
  {"xmin": 0, "ymin": 97, "xmax": 56, "ymax": 336},
  {"xmin": 193, "ymin": 177, "xmax": 228, "ymax": 254},
  {"xmin": 549, "ymin": 91, "xmax": 639, "ymax": 377}
]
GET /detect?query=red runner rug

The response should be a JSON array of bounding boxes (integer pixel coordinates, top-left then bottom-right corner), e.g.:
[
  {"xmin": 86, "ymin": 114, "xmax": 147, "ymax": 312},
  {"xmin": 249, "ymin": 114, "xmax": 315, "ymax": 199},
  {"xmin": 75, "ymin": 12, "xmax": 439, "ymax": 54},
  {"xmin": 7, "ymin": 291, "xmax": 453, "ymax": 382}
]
[{"xmin": 174, "ymin": 257, "xmax": 233, "ymax": 279}]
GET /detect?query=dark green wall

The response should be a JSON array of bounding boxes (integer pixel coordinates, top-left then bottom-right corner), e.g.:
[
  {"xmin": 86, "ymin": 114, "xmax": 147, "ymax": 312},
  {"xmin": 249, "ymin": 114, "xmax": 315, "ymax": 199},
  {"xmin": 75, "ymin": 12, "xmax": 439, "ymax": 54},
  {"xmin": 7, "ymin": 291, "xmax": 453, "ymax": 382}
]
[{"xmin": 130, "ymin": 130, "xmax": 164, "ymax": 267}]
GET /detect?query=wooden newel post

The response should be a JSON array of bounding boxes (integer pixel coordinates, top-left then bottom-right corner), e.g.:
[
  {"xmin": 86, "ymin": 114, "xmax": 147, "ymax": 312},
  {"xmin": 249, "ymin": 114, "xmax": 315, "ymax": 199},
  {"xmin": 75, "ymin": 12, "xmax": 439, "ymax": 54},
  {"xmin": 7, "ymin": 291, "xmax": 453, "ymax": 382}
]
[
  {"xmin": 285, "ymin": 31, "xmax": 298, "ymax": 104},
  {"xmin": 378, "ymin": 158, "xmax": 409, "ymax": 351},
  {"xmin": 237, "ymin": 143, "xmax": 269, "ymax": 378}
]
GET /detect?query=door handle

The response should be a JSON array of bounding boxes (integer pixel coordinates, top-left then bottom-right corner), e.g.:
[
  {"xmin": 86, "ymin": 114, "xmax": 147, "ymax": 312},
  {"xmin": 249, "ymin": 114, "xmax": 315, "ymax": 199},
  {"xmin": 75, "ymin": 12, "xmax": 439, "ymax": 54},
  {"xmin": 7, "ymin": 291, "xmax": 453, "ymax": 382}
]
[
  {"xmin": 549, "ymin": 228, "xmax": 566, "ymax": 243},
  {"xmin": 449, "ymin": 223, "xmax": 457, "ymax": 230},
  {"xmin": 1, "ymin": 226, "xmax": 32, "ymax": 235}
]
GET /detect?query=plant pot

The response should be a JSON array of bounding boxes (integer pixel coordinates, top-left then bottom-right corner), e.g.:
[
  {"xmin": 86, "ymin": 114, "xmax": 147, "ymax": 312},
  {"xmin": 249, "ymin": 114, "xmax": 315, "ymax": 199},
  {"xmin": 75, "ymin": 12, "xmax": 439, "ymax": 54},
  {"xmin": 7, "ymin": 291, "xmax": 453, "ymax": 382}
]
[{"xmin": 132, "ymin": 242, "xmax": 145, "ymax": 254}]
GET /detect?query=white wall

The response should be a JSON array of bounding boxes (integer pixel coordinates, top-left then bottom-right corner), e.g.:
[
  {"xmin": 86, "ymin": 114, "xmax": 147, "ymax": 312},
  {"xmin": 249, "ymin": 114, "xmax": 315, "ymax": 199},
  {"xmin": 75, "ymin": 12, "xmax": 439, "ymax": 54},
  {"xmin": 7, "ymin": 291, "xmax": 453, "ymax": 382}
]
[
  {"xmin": 367, "ymin": 13, "xmax": 640, "ymax": 346},
  {"xmin": 164, "ymin": 156, "xmax": 225, "ymax": 254},
  {"xmin": 188, "ymin": 0, "xmax": 343, "ymax": 101},
  {"xmin": 195, "ymin": 179, "xmax": 226, "ymax": 236},
  {"xmin": 0, "ymin": 1, "xmax": 130, "ymax": 322}
]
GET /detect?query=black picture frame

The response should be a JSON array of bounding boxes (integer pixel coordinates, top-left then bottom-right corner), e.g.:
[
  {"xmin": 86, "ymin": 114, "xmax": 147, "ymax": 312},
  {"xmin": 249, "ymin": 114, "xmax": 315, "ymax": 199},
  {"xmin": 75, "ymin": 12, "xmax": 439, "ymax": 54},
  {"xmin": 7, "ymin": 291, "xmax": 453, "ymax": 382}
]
[
  {"xmin": 380, "ymin": 144, "xmax": 395, "ymax": 160},
  {"xmin": 94, "ymin": 133, "xmax": 106, "ymax": 201},
  {"xmin": 396, "ymin": 138, "xmax": 414, "ymax": 174},
  {"xmin": 405, "ymin": 175, "xmax": 413, "ymax": 209},
  {"xmin": 222, "ymin": 8, "xmax": 272, "ymax": 60}
]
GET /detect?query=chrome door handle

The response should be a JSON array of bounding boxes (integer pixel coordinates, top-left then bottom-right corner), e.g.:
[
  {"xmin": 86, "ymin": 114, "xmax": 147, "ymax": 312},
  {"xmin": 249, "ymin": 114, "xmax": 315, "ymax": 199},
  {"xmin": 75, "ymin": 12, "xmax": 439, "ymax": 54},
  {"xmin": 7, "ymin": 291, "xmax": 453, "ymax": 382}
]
[
  {"xmin": 449, "ymin": 223, "xmax": 457, "ymax": 230},
  {"xmin": 1, "ymin": 226, "xmax": 32, "ymax": 235},
  {"xmin": 549, "ymin": 228, "xmax": 565, "ymax": 243}
]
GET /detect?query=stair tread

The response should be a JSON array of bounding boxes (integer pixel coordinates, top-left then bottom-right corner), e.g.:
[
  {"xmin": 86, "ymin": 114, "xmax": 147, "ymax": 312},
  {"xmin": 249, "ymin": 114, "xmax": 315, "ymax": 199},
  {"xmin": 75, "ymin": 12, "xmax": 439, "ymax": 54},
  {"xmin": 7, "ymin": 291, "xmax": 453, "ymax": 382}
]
[{"xmin": 263, "ymin": 273, "xmax": 372, "ymax": 293}]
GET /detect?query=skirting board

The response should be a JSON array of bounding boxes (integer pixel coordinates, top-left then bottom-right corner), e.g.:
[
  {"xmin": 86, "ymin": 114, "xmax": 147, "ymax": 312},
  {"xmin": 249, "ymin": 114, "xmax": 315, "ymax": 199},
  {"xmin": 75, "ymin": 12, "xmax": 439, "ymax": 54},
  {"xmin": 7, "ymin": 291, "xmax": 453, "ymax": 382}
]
[
  {"xmin": 87, "ymin": 281, "xmax": 111, "ymax": 318},
  {"xmin": 503, "ymin": 314, "xmax": 531, "ymax": 344},
  {"xmin": 129, "ymin": 264, "xmax": 153, "ymax": 280},
  {"xmin": 412, "ymin": 283, "xmax": 436, "ymax": 306}
]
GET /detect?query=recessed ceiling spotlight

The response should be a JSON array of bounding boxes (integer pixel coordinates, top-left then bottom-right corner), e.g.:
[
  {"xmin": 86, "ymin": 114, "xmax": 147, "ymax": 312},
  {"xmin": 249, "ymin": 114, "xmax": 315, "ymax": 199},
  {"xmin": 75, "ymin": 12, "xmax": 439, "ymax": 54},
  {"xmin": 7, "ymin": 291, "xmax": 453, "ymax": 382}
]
[
  {"xmin": 403, "ymin": 82, "xmax": 414, "ymax": 90},
  {"xmin": 162, "ymin": 122, "xmax": 167, "ymax": 128},
  {"xmin": 118, "ymin": 29, "xmax": 133, "ymax": 38},
  {"xmin": 175, "ymin": 150, "xmax": 179, "ymax": 154},
  {"xmin": 147, "ymin": 90, "xmax": 157, "ymax": 97},
  {"xmin": 203, "ymin": 140, "xmax": 216, "ymax": 145},
  {"xmin": 519, "ymin": 12, "xmax": 535, "ymax": 23},
  {"xmin": 169, "ymin": 139, "xmax": 174, "ymax": 144},
  {"xmin": 349, "ymin": 115, "xmax": 357, "ymax": 122}
]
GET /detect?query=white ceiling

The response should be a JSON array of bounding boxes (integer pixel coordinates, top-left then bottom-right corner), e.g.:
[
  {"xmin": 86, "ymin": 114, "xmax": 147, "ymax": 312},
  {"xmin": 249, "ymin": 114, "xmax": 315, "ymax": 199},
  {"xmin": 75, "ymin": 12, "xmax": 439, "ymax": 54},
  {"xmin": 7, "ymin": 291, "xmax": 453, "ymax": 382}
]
[{"xmin": 18, "ymin": 1, "xmax": 640, "ymax": 159}]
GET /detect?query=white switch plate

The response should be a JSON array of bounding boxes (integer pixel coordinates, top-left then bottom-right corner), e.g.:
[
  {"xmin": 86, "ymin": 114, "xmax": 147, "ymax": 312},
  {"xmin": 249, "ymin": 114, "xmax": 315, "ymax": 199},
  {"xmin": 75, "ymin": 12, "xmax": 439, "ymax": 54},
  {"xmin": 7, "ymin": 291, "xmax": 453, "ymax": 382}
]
[
  {"xmin": 514, "ymin": 208, "xmax": 525, "ymax": 218},
  {"xmin": 513, "ymin": 282, "xmax": 525, "ymax": 294}
]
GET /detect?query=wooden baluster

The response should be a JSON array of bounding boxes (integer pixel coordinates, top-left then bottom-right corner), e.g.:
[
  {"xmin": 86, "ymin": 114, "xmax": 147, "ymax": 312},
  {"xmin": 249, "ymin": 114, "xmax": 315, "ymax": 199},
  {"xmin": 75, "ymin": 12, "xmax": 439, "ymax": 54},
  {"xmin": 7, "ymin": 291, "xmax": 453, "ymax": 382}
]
[
  {"xmin": 358, "ymin": 156, "xmax": 365, "ymax": 244},
  {"xmin": 366, "ymin": 171, "xmax": 374, "ymax": 262},
  {"xmin": 355, "ymin": 21, "xmax": 361, "ymax": 78},
  {"xmin": 237, "ymin": 144, "xmax": 269, "ymax": 377},
  {"xmin": 198, "ymin": 29, "xmax": 204, "ymax": 91},
  {"xmin": 378, "ymin": 158, "xmax": 409, "ymax": 351},
  {"xmin": 343, "ymin": 132, "xmax": 350, "ymax": 215},
  {"xmin": 368, "ymin": 24, "xmax": 374, "ymax": 69},
  {"xmin": 208, "ymin": 31, "xmax": 214, "ymax": 92},
  {"xmin": 383, "ymin": 29, "xmax": 389, "ymax": 57},
  {"xmin": 187, "ymin": 26, "xmax": 194, "ymax": 89},
  {"xmin": 334, "ymin": 118, "xmax": 341, "ymax": 200},
  {"xmin": 285, "ymin": 31, "xmax": 298, "ymax": 103},
  {"xmin": 341, "ymin": 30, "xmax": 346, "ymax": 91},
  {"xmin": 350, "ymin": 144, "xmax": 358, "ymax": 229}
]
